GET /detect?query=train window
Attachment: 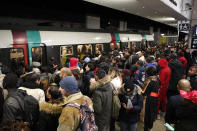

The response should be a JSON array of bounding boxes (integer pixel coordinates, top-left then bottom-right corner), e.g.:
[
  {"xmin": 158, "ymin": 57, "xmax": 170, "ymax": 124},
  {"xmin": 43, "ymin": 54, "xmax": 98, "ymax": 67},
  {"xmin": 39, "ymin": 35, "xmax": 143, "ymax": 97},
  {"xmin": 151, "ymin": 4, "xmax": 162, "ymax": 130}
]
[
  {"xmin": 10, "ymin": 48, "xmax": 25, "ymax": 66},
  {"xmin": 110, "ymin": 43, "xmax": 115, "ymax": 50},
  {"xmin": 110, "ymin": 43, "xmax": 120, "ymax": 50},
  {"xmin": 77, "ymin": 44, "xmax": 92, "ymax": 60},
  {"xmin": 96, "ymin": 44, "xmax": 104, "ymax": 54},
  {"xmin": 60, "ymin": 46, "xmax": 73, "ymax": 67},
  {"xmin": 32, "ymin": 47, "xmax": 42, "ymax": 65}
]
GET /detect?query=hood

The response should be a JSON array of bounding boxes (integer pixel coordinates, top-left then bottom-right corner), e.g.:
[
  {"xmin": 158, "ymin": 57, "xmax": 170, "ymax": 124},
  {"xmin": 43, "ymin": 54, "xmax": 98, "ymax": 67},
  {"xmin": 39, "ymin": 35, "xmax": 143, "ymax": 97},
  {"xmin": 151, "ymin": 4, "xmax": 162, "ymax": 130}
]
[
  {"xmin": 69, "ymin": 57, "xmax": 78, "ymax": 69},
  {"xmin": 40, "ymin": 101, "xmax": 63, "ymax": 114},
  {"xmin": 90, "ymin": 75, "xmax": 111, "ymax": 92},
  {"xmin": 158, "ymin": 58, "xmax": 168, "ymax": 68}
]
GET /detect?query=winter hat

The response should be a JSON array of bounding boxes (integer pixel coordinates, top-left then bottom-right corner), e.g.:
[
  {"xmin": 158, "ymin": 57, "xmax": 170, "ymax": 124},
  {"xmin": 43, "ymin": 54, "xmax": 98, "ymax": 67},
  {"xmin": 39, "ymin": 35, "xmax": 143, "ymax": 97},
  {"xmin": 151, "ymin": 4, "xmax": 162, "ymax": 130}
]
[
  {"xmin": 59, "ymin": 76, "xmax": 79, "ymax": 94},
  {"xmin": 84, "ymin": 57, "xmax": 91, "ymax": 63}
]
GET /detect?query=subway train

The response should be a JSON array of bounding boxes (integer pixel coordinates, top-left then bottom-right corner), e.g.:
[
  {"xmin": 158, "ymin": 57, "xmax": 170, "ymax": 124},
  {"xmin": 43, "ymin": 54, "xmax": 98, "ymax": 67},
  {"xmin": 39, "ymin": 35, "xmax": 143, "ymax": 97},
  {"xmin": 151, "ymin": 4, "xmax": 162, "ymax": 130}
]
[{"xmin": 0, "ymin": 30, "xmax": 154, "ymax": 68}]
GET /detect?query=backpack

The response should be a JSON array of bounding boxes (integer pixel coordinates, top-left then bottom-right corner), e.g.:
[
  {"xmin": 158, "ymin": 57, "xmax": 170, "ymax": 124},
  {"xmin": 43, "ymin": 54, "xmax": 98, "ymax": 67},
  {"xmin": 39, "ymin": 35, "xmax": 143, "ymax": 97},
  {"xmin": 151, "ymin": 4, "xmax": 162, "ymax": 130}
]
[
  {"xmin": 11, "ymin": 90, "xmax": 39, "ymax": 129},
  {"xmin": 111, "ymin": 84, "xmax": 121, "ymax": 120},
  {"xmin": 66, "ymin": 96, "xmax": 98, "ymax": 131}
]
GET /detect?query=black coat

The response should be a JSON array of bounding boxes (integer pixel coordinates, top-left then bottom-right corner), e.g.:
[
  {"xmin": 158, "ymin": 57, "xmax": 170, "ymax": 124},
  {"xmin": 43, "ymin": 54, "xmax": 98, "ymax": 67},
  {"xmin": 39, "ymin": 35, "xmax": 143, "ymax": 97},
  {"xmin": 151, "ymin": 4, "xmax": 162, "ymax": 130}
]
[
  {"xmin": 144, "ymin": 78, "xmax": 159, "ymax": 129},
  {"xmin": 37, "ymin": 101, "xmax": 63, "ymax": 131},
  {"xmin": 175, "ymin": 99, "xmax": 197, "ymax": 131},
  {"xmin": 167, "ymin": 59, "xmax": 184, "ymax": 98},
  {"xmin": 165, "ymin": 94, "xmax": 183, "ymax": 124}
]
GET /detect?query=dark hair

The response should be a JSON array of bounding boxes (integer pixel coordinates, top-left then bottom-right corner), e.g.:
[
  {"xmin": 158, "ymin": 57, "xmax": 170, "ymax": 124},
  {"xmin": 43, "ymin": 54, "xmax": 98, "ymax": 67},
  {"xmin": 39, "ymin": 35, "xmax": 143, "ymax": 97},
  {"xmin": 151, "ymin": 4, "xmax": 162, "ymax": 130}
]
[
  {"xmin": 136, "ymin": 60, "xmax": 144, "ymax": 66},
  {"xmin": 146, "ymin": 66, "xmax": 157, "ymax": 76},
  {"xmin": 99, "ymin": 62, "xmax": 109, "ymax": 74},
  {"xmin": 96, "ymin": 69, "xmax": 106, "ymax": 79},
  {"xmin": 25, "ymin": 73, "xmax": 40, "ymax": 83},
  {"xmin": 72, "ymin": 68, "xmax": 81, "ymax": 81},
  {"xmin": 3, "ymin": 73, "xmax": 18, "ymax": 89},
  {"xmin": 48, "ymin": 84, "xmax": 62, "ymax": 100},
  {"xmin": 87, "ymin": 63, "xmax": 95, "ymax": 71}
]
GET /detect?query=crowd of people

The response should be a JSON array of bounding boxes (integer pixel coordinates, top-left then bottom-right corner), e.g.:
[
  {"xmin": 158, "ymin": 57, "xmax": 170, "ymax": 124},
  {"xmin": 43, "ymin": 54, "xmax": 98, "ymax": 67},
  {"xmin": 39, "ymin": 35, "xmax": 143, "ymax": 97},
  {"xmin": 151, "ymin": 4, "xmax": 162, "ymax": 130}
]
[{"xmin": 0, "ymin": 44, "xmax": 197, "ymax": 131}]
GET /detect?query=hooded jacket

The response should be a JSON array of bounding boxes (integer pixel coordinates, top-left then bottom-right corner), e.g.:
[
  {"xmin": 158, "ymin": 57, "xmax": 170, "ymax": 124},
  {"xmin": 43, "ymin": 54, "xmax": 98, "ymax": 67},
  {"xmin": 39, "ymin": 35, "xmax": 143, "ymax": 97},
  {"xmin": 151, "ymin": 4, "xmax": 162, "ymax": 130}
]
[
  {"xmin": 158, "ymin": 59, "xmax": 171, "ymax": 90},
  {"xmin": 178, "ymin": 56, "xmax": 187, "ymax": 68},
  {"xmin": 38, "ymin": 100, "xmax": 64, "ymax": 131},
  {"xmin": 91, "ymin": 75, "xmax": 113, "ymax": 131},
  {"xmin": 69, "ymin": 57, "xmax": 78, "ymax": 70}
]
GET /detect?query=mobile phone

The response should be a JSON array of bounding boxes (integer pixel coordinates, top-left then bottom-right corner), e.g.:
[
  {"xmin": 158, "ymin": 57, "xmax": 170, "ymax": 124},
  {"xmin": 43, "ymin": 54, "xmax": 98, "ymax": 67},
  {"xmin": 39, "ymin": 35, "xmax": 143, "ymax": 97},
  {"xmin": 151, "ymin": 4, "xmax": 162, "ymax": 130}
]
[{"xmin": 164, "ymin": 123, "xmax": 174, "ymax": 131}]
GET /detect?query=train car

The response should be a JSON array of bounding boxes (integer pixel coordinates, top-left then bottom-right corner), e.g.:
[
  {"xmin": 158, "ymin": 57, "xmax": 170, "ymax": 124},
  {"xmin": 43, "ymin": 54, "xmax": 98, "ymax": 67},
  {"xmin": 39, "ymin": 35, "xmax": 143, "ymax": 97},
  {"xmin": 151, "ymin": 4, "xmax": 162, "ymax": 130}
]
[{"xmin": 0, "ymin": 30, "xmax": 154, "ymax": 68}]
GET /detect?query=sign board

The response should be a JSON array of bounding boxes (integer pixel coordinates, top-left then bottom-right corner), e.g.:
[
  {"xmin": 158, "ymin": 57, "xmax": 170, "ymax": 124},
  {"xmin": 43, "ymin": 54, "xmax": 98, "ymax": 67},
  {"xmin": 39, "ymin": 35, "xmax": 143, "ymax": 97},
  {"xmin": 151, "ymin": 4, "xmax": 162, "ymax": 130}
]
[
  {"xmin": 179, "ymin": 23, "xmax": 190, "ymax": 32},
  {"xmin": 191, "ymin": 38, "xmax": 197, "ymax": 49}
]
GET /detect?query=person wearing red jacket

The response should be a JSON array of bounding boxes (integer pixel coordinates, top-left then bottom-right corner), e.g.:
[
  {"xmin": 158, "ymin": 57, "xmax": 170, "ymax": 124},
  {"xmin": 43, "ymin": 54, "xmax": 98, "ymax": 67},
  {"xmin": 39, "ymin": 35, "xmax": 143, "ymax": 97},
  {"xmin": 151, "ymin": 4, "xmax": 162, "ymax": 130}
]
[
  {"xmin": 157, "ymin": 58, "xmax": 171, "ymax": 118},
  {"xmin": 178, "ymin": 51, "xmax": 187, "ymax": 69}
]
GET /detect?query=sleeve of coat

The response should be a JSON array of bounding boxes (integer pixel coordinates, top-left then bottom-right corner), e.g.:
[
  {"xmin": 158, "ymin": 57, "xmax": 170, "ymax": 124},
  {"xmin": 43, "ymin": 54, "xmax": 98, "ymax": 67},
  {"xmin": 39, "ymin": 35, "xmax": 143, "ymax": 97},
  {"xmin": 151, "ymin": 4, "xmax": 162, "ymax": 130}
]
[
  {"xmin": 57, "ymin": 106, "xmax": 80, "ymax": 131},
  {"xmin": 92, "ymin": 91, "xmax": 102, "ymax": 114},
  {"xmin": 132, "ymin": 94, "xmax": 143, "ymax": 112},
  {"xmin": 2, "ymin": 100, "xmax": 18, "ymax": 121}
]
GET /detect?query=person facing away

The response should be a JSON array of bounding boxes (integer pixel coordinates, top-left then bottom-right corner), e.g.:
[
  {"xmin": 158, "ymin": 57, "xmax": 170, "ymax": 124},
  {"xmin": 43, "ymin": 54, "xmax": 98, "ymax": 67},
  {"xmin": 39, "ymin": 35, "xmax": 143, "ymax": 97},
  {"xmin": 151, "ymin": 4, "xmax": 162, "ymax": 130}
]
[
  {"xmin": 57, "ymin": 76, "xmax": 93, "ymax": 131},
  {"xmin": 2, "ymin": 73, "xmax": 39, "ymax": 130},
  {"xmin": 175, "ymin": 90, "xmax": 197, "ymax": 131},
  {"xmin": 18, "ymin": 72, "xmax": 45, "ymax": 104},
  {"xmin": 91, "ymin": 69, "xmax": 113, "ymax": 131},
  {"xmin": 157, "ymin": 58, "xmax": 171, "ymax": 117},
  {"xmin": 167, "ymin": 53, "xmax": 184, "ymax": 99},
  {"xmin": 142, "ymin": 67, "xmax": 159, "ymax": 131},
  {"xmin": 165, "ymin": 79, "xmax": 191, "ymax": 125},
  {"xmin": 37, "ymin": 83, "xmax": 64, "ymax": 131},
  {"xmin": 118, "ymin": 79, "xmax": 143, "ymax": 131}
]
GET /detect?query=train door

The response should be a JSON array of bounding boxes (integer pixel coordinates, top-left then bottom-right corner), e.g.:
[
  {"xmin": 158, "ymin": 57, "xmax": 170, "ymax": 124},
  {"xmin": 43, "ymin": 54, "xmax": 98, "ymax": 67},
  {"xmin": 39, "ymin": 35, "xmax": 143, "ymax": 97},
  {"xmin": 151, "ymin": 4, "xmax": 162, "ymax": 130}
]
[
  {"xmin": 77, "ymin": 44, "xmax": 93, "ymax": 60},
  {"xmin": 28, "ymin": 43, "xmax": 47, "ymax": 66},
  {"xmin": 60, "ymin": 45, "xmax": 73, "ymax": 67},
  {"xmin": 10, "ymin": 47, "xmax": 25, "ymax": 72}
]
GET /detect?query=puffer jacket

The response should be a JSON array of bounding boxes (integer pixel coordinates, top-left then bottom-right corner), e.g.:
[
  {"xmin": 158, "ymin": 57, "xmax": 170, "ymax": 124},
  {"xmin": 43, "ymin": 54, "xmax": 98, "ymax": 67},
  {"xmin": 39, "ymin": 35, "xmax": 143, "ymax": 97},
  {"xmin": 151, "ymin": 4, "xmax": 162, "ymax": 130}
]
[
  {"xmin": 37, "ymin": 100, "xmax": 64, "ymax": 131},
  {"xmin": 158, "ymin": 59, "xmax": 171, "ymax": 89},
  {"xmin": 91, "ymin": 75, "xmax": 113, "ymax": 131}
]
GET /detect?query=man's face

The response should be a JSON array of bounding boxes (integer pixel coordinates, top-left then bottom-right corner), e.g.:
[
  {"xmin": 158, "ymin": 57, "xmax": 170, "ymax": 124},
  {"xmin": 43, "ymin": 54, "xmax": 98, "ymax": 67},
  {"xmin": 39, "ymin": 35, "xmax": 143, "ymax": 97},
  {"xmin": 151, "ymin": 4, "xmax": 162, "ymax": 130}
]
[
  {"xmin": 59, "ymin": 69, "xmax": 66, "ymax": 79},
  {"xmin": 59, "ymin": 87, "xmax": 68, "ymax": 96},
  {"xmin": 188, "ymin": 67, "xmax": 197, "ymax": 76}
]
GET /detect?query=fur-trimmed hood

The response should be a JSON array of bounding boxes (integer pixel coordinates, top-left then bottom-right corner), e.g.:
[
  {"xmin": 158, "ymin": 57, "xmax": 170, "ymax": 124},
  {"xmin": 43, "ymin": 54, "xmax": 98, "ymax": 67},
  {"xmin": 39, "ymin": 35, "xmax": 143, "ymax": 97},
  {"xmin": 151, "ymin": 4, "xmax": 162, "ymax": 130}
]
[
  {"xmin": 90, "ymin": 75, "xmax": 111, "ymax": 92},
  {"xmin": 40, "ymin": 101, "xmax": 63, "ymax": 114}
]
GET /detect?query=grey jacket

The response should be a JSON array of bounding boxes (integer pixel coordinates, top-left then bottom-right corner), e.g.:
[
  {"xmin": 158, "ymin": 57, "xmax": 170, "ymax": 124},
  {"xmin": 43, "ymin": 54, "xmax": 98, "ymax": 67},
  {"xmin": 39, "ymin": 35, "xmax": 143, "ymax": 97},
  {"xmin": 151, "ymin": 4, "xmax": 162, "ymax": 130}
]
[{"xmin": 91, "ymin": 76, "xmax": 113, "ymax": 131}]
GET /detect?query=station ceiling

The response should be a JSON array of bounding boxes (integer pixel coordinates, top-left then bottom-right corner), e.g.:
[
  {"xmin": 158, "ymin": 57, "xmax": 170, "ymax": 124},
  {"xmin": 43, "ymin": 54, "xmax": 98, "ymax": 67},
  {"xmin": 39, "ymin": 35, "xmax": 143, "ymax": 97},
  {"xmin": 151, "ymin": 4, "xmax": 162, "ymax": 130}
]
[{"xmin": 84, "ymin": 0, "xmax": 187, "ymax": 27}]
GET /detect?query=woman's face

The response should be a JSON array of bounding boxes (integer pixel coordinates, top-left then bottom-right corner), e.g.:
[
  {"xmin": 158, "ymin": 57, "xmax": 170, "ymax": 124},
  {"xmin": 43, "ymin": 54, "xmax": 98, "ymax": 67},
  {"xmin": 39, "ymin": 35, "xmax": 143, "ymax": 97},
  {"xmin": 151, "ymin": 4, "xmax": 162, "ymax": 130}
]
[
  {"xmin": 86, "ymin": 65, "xmax": 90, "ymax": 71},
  {"xmin": 46, "ymin": 88, "xmax": 52, "ymax": 100}
]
